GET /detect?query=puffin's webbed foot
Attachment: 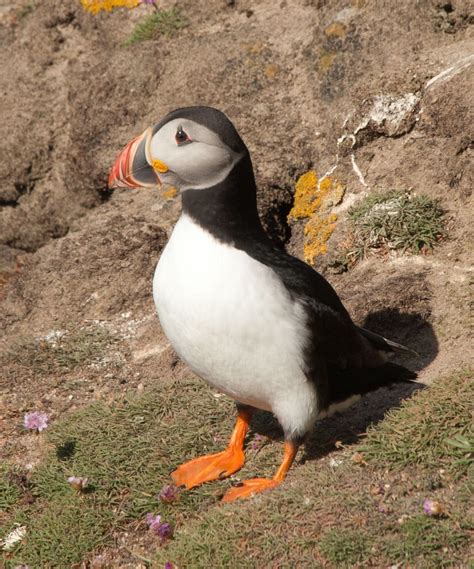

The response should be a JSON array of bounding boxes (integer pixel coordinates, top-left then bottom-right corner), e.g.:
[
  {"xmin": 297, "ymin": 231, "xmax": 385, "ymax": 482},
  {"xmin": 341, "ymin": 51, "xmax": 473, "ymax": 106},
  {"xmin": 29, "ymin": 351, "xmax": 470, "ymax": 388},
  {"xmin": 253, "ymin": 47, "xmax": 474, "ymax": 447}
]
[
  {"xmin": 221, "ymin": 440, "xmax": 298, "ymax": 503},
  {"xmin": 171, "ymin": 407, "xmax": 252, "ymax": 490},
  {"xmin": 221, "ymin": 477, "xmax": 280, "ymax": 502},
  {"xmin": 172, "ymin": 447, "xmax": 245, "ymax": 489}
]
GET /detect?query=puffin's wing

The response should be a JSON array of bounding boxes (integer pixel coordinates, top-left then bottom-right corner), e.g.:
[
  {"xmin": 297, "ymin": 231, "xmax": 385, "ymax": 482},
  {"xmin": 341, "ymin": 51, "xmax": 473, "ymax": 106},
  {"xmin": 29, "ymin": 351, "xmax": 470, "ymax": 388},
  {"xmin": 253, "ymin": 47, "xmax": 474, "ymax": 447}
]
[
  {"xmin": 248, "ymin": 243, "xmax": 414, "ymax": 368},
  {"xmin": 248, "ymin": 241, "xmax": 352, "ymax": 318}
]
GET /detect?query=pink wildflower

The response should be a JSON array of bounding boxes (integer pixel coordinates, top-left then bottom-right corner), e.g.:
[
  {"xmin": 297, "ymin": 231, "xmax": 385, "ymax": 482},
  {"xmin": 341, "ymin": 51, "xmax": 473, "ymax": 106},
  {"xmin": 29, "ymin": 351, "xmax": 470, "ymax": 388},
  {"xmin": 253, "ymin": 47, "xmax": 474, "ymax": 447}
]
[
  {"xmin": 23, "ymin": 411, "xmax": 49, "ymax": 432},
  {"xmin": 145, "ymin": 512, "xmax": 161, "ymax": 530},
  {"xmin": 145, "ymin": 513, "xmax": 174, "ymax": 543},
  {"xmin": 164, "ymin": 563, "xmax": 173, "ymax": 569},
  {"xmin": 158, "ymin": 485, "xmax": 180, "ymax": 503},
  {"xmin": 157, "ymin": 522, "xmax": 173, "ymax": 542},
  {"xmin": 423, "ymin": 499, "xmax": 444, "ymax": 516}
]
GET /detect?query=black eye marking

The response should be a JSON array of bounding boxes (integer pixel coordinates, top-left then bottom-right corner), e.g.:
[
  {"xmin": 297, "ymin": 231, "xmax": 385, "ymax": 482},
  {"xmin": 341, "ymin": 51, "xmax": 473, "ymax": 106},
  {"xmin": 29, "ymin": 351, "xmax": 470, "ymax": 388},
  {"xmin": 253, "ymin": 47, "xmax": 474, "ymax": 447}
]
[{"xmin": 175, "ymin": 125, "xmax": 191, "ymax": 145}]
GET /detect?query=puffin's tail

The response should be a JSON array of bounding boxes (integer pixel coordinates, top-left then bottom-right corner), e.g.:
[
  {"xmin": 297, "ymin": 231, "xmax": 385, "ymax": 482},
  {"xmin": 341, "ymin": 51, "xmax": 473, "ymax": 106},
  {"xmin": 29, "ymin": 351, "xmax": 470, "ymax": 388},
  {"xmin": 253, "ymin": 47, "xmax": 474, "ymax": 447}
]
[
  {"xmin": 357, "ymin": 326, "xmax": 419, "ymax": 357},
  {"xmin": 328, "ymin": 361, "xmax": 417, "ymax": 404}
]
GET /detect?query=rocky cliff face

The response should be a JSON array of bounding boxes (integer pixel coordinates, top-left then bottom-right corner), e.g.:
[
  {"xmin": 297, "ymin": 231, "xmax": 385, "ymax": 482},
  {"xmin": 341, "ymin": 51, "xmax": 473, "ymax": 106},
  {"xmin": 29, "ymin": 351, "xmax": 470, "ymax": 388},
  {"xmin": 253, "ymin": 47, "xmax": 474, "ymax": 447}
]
[{"xmin": 0, "ymin": 0, "xmax": 472, "ymax": 412}]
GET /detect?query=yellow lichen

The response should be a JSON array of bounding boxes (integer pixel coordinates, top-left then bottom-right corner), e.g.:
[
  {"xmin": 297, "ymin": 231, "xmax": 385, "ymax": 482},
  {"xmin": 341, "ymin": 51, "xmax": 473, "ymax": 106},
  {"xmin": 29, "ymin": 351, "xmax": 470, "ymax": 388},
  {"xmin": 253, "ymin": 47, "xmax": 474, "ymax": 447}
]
[
  {"xmin": 324, "ymin": 22, "xmax": 347, "ymax": 38},
  {"xmin": 80, "ymin": 0, "xmax": 139, "ymax": 14},
  {"xmin": 303, "ymin": 213, "xmax": 338, "ymax": 264},
  {"xmin": 246, "ymin": 42, "xmax": 264, "ymax": 55},
  {"xmin": 288, "ymin": 170, "xmax": 345, "ymax": 263},
  {"xmin": 265, "ymin": 64, "xmax": 280, "ymax": 79},
  {"xmin": 318, "ymin": 176, "xmax": 333, "ymax": 194},
  {"xmin": 319, "ymin": 52, "xmax": 336, "ymax": 72},
  {"xmin": 288, "ymin": 170, "xmax": 319, "ymax": 220}
]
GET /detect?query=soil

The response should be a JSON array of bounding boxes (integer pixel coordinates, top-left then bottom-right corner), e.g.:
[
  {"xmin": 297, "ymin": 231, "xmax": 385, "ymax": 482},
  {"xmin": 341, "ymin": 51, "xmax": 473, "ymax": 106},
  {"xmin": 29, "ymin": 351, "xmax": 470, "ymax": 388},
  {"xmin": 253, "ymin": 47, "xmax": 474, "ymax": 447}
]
[{"xmin": 0, "ymin": 0, "xmax": 473, "ymax": 560}]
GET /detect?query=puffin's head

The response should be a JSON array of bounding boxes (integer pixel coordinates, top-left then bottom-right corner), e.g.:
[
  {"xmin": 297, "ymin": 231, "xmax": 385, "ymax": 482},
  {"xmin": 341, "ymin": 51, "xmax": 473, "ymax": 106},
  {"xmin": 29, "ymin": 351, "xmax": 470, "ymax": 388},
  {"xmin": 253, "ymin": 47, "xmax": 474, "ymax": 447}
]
[{"xmin": 108, "ymin": 106, "xmax": 247, "ymax": 192}]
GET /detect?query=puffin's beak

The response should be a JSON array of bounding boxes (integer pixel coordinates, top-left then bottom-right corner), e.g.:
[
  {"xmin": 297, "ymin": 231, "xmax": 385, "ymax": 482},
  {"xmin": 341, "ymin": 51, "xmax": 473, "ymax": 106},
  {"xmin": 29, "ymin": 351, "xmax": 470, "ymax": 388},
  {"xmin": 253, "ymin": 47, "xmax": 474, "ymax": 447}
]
[{"xmin": 108, "ymin": 127, "xmax": 161, "ymax": 189}]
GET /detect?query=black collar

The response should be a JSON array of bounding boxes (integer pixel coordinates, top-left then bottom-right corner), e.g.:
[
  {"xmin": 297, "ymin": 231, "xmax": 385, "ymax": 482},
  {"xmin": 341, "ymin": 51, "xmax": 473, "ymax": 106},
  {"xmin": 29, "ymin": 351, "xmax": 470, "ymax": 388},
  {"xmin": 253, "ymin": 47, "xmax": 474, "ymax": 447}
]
[{"xmin": 181, "ymin": 153, "xmax": 269, "ymax": 248}]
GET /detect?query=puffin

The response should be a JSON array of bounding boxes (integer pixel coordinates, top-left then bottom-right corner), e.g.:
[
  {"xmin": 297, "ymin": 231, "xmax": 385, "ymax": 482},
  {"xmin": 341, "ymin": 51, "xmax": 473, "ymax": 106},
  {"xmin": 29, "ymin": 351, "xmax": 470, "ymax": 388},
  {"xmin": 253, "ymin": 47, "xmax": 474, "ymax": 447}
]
[{"xmin": 108, "ymin": 106, "xmax": 416, "ymax": 502}]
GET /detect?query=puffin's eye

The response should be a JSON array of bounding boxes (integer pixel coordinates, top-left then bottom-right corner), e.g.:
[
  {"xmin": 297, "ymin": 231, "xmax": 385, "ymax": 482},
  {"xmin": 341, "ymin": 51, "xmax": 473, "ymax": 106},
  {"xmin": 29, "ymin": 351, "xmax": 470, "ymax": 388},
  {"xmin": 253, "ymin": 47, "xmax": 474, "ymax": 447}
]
[{"xmin": 175, "ymin": 125, "xmax": 191, "ymax": 145}]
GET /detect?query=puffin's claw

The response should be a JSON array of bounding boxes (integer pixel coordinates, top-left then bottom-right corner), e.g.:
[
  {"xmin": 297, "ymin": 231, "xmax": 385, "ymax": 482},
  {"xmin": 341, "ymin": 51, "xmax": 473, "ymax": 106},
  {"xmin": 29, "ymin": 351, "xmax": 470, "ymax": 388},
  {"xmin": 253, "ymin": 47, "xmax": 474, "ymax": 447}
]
[
  {"xmin": 171, "ymin": 447, "xmax": 245, "ymax": 489},
  {"xmin": 222, "ymin": 478, "xmax": 280, "ymax": 502}
]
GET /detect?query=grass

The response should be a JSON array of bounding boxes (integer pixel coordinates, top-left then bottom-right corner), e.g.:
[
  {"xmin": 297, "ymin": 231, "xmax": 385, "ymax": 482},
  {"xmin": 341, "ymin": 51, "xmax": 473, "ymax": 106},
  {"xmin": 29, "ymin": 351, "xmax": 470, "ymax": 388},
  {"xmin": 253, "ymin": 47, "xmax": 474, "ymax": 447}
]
[
  {"xmin": 125, "ymin": 8, "xmax": 187, "ymax": 46},
  {"xmin": 337, "ymin": 190, "xmax": 446, "ymax": 269},
  {"xmin": 0, "ymin": 465, "xmax": 21, "ymax": 513},
  {"xmin": 16, "ymin": 0, "xmax": 35, "ymax": 20},
  {"xmin": 319, "ymin": 528, "xmax": 372, "ymax": 567},
  {"xmin": 382, "ymin": 515, "xmax": 469, "ymax": 567},
  {"xmin": 1, "ymin": 381, "xmax": 236, "ymax": 567},
  {"xmin": 9, "ymin": 324, "xmax": 114, "ymax": 373},
  {"xmin": 360, "ymin": 369, "xmax": 473, "ymax": 476},
  {"xmin": 1, "ymin": 370, "xmax": 472, "ymax": 567},
  {"xmin": 8, "ymin": 502, "xmax": 113, "ymax": 568}
]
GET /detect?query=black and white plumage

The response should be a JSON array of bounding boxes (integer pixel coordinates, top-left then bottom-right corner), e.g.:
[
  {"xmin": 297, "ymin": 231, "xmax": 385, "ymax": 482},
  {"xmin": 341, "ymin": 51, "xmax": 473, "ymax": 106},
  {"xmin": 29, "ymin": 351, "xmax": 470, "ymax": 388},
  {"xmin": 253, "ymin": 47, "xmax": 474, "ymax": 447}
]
[{"xmin": 108, "ymin": 106, "xmax": 416, "ymax": 501}]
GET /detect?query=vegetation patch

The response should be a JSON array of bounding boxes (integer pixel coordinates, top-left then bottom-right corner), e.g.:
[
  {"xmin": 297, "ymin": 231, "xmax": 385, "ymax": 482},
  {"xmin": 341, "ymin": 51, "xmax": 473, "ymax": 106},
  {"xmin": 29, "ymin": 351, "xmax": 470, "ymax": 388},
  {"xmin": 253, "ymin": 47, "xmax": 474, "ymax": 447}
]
[
  {"xmin": 1, "ymin": 381, "xmax": 236, "ymax": 567},
  {"xmin": 381, "ymin": 515, "xmax": 468, "ymax": 566},
  {"xmin": 153, "ymin": 370, "xmax": 472, "ymax": 568},
  {"xmin": 0, "ymin": 465, "xmax": 21, "ymax": 513},
  {"xmin": 125, "ymin": 8, "xmax": 187, "ymax": 46},
  {"xmin": 6, "ymin": 502, "xmax": 112, "ymax": 568},
  {"xmin": 2, "ymin": 371, "xmax": 472, "ymax": 567},
  {"xmin": 319, "ymin": 528, "xmax": 372, "ymax": 567},
  {"xmin": 338, "ymin": 190, "xmax": 445, "ymax": 269},
  {"xmin": 360, "ymin": 369, "xmax": 473, "ymax": 476},
  {"xmin": 15, "ymin": 0, "xmax": 35, "ymax": 20},
  {"xmin": 9, "ymin": 324, "xmax": 115, "ymax": 373}
]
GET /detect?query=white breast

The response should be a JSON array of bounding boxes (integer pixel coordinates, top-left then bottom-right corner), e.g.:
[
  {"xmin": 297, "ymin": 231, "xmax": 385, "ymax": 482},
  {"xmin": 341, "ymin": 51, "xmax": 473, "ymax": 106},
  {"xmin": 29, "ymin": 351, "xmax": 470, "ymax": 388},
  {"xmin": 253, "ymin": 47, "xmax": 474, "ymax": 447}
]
[{"xmin": 153, "ymin": 214, "xmax": 319, "ymax": 438}]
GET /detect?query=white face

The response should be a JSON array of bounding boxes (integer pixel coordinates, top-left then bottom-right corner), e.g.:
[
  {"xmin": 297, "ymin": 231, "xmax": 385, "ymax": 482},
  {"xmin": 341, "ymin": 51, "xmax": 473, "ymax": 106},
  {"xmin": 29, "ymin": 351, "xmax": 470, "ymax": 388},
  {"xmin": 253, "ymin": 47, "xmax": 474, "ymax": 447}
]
[{"xmin": 148, "ymin": 118, "xmax": 242, "ymax": 191}]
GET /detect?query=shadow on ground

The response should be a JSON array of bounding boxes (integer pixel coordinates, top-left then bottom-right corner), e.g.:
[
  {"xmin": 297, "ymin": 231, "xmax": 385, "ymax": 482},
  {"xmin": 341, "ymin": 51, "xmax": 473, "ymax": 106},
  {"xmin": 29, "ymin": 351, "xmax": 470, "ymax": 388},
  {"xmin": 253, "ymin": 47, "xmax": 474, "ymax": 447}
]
[
  {"xmin": 362, "ymin": 308, "xmax": 439, "ymax": 373},
  {"xmin": 250, "ymin": 309, "xmax": 438, "ymax": 463}
]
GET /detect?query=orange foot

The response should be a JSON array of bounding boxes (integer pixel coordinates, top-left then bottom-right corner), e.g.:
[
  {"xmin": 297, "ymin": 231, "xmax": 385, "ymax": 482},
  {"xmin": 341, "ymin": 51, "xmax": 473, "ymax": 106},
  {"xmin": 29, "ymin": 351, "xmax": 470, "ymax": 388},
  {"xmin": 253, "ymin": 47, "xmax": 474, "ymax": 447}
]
[
  {"xmin": 172, "ymin": 447, "xmax": 245, "ymax": 489},
  {"xmin": 221, "ymin": 478, "xmax": 281, "ymax": 503}
]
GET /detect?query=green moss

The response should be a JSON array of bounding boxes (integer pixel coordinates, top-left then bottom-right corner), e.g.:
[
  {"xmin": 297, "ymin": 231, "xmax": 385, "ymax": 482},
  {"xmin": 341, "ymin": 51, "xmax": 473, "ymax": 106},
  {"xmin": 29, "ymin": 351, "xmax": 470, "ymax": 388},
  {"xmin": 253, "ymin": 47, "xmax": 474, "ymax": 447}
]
[
  {"xmin": 153, "ymin": 484, "xmax": 325, "ymax": 568},
  {"xmin": 155, "ymin": 369, "xmax": 472, "ymax": 568},
  {"xmin": 125, "ymin": 8, "xmax": 187, "ymax": 46}
]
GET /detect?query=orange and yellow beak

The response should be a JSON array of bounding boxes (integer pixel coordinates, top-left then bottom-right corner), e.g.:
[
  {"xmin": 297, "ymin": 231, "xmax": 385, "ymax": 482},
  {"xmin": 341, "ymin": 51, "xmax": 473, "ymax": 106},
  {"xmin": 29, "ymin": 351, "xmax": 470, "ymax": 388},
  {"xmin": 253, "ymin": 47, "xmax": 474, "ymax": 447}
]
[{"xmin": 108, "ymin": 128, "xmax": 163, "ymax": 190}]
